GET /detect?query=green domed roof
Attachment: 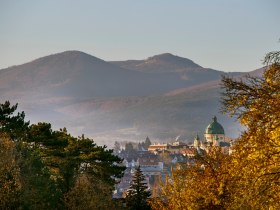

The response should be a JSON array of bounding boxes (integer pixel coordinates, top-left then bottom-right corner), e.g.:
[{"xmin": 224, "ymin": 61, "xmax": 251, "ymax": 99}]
[{"xmin": 205, "ymin": 116, "xmax": 225, "ymax": 134}]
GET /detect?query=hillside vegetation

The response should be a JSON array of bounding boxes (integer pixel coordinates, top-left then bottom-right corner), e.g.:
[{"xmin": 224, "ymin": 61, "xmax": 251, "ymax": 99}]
[{"xmin": 0, "ymin": 51, "xmax": 263, "ymax": 144}]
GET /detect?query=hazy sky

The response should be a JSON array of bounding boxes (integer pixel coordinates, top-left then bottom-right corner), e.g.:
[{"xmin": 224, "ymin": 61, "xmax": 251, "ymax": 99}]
[{"xmin": 0, "ymin": 0, "xmax": 279, "ymax": 71}]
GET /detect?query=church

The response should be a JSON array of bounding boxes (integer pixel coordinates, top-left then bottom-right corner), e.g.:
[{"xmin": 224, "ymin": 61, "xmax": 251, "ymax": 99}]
[
  {"xmin": 193, "ymin": 116, "xmax": 232, "ymax": 154},
  {"xmin": 147, "ymin": 116, "xmax": 233, "ymax": 155}
]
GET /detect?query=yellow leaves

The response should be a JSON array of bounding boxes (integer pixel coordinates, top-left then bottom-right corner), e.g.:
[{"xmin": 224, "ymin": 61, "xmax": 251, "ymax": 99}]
[
  {"xmin": 222, "ymin": 62, "xmax": 280, "ymax": 209},
  {"xmin": 264, "ymin": 64, "xmax": 280, "ymax": 86},
  {"xmin": 0, "ymin": 133, "xmax": 21, "ymax": 208},
  {"xmin": 149, "ymin": 149, "xmax": 232, "ymax": 210},
  {"xmin": 65, "ymin": 174, "xmax": 117, "ymax": 210},
  {"xmin": 150, "ymin": 52, "xmax": 280, "ymax": 209}
]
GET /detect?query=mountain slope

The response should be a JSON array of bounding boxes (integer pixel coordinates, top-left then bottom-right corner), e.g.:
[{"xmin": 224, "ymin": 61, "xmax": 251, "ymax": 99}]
[
  {"xmin": 110, "ymin": 53, "xmax": 225, "ymax": 84},
  {"xmin": 0, "ymin": 51, "xmax": 226, "ymax": 101},
  {"xmin": 110, "ymin": 53, "xmax": 203, "ymax": 73},
  {"xmin": 0, "ymin": 51, "xmax": 262, "ymax": 145},
  {"xmin": 0, "ymin": 50, "xmax": 155, "ymax": 99}
]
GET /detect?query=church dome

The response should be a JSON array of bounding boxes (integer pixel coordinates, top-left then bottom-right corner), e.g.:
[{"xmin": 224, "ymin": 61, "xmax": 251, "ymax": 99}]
[{"xmin": 205, "ymin": 116, "xmax": 225, "ymax": 134}]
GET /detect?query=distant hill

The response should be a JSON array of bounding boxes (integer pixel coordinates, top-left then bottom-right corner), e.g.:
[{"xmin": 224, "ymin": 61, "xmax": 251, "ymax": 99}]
[
  {"xmin": 0, "ymin": 51, "xmax": 228, "ymax": 100},
  {"xmin": 110, "ymin": 53, "xmax": 203, "ymax": 72},
  {"xmin": 110, "ymin": 53, "xmax": 225, "ymax": 86},
  {"xmin": 0, "ymin": 51, "xmax": 264, "ymax": 146},
  {"xmin": 0, "ymin": 51, "xmax": 167, "ymax": 99}
]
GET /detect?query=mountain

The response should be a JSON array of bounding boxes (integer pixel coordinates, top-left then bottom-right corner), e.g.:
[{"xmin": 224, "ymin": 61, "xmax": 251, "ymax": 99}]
[
  {"xmin": 0, "ymin": 51, "xmax": 262, "ymax": 146},
  {"xmin": 0, "ymin": 51, "xmax": 159, "ymax": 99},
  {"xmin": 0, "ymin": 51, "xmax": 225, "ymax": 101},
  {"xmin": 110, "ymin": 53, "xmax": 203, "ymax": 73},
  {"xmin": 110, "ymin": 53, "xmax": 225, "ymax": 86}
]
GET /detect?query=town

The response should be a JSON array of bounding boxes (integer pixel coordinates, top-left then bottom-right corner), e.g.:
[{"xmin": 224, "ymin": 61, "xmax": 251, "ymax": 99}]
[{"xmin": 113, "ymin": 116, "xmax": 234, "ymax": 198}]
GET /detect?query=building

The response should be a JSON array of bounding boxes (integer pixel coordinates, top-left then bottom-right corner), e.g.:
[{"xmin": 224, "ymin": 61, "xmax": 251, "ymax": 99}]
[
  {"xmin": 148, "ymin": 143, "xmax": 169, "ymax": 153},
  {"xmin": 204, "ymin": 116, "xmax": 225, "ymax": 145},
  {"xmin": 138, "ymin": 154, "xmax": 164, "ymax": 186},
  {"xmin": 194, "ymin": 116, "xmax": 232, "ymax": 154},
  {"xmin": 148, "ymin": 139, "xmax": 188, "ymax": 154}
]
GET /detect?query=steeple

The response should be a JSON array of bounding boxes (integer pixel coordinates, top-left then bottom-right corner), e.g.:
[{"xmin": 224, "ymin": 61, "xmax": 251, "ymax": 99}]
[
  {"xmin": 213, "ymin": 116, "xmax": 217, "ymax": 122},
  {"xmin": 193, "ymin": 133, "xmax": 201, "ymax": 148}
]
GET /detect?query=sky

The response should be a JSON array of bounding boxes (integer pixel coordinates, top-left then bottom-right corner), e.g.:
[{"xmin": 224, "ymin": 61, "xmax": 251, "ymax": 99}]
[{"xmin": 0, "ymin": 0, "xmax": 279, "ymax": 72}]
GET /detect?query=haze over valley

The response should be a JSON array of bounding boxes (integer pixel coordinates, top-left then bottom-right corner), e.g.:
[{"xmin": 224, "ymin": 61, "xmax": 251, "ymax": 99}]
[{"xmin": 0, "ymin": 51, "xmax": 264, "ymax": 146}]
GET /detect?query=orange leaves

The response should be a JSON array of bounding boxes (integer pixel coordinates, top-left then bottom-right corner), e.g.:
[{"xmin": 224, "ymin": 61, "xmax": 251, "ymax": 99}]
[
  {"xmin": 151, "ymin": 51, "xmax": 280, "ymax": 209},
  {"xmin": 0, "ymin": 133, "xmax": 21, "ymax": 208}
]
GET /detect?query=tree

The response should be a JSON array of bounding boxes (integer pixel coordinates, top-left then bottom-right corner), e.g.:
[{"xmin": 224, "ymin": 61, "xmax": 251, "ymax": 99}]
[
  {"xmin": 0, "ymin": 101, "xmax": 29, "ymax": 140},
  {"xmin": 0, "ymin": 104, "xmax": 63, "ymax": 209},
  {"xmin": 0, "ymin": 102, "xmax": 126, "ymax": 208},
  {"xmin": 126, "ymin": 165, "xmax": 151, "ymax": 210},
  {"xmin": 150, "ymin": 147, "xmax": 232, "ymax": 210},
  {"xmin": 64, "ymin": 174, "xmax": 120, "ymax": 210},
  {"xmin": 27, "ymin": 123, "xmax": 77, "ymax": 193},
  {"xmin": 114, "ymin": 141, "xmax": 121, "ymax": 154},
  {"xmin": 17, "ymin": 142, "xmax": 63, "ymax": 210},
  {"xmin": 0, "ymin": 133, "xmax": 21, "ymax": 209},
  {"xmin": 220, "ymin": 50, "xmax": 280, "ymax": 209},
  {"xmin": 26, "ymin": 122, "xmax": 126, "ymax": 203},
  {"xmin": 150, "ymin": 50, "xmax": 280, "ymax": 210}
]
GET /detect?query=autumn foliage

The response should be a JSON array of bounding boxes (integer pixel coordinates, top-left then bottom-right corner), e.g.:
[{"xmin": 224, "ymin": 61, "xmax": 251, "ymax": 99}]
[{"xmin": 150, "ymin": 50, "xmax": 280, "ymax": 209}]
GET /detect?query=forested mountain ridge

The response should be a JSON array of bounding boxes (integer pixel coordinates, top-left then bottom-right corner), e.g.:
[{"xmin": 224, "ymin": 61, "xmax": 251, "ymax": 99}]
[{"xmin": 0, "ymin": 51, "xmax": 264, "ymax": 145}]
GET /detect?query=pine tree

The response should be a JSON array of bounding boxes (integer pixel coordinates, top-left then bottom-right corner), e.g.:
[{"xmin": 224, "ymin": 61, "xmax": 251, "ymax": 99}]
[
  {"xmin": 0, "ymin": 101, "xmax": 29, "ymax": 140},
  {"xmin": 126, "ymin": 165, "xmax": 151, "ymax": 210}
]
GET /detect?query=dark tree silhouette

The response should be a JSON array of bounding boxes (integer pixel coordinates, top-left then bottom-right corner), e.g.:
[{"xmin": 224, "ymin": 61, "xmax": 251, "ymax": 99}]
[
  {"xmin": 144, "ymin": 136, "xmax": 152, "ymax": 150},
  {"xmin": 126, "ymin": 165, "xmax": 151, "ymax": 210},
  {"xmin": 0, "ymin": 101, "xmax": 29, "ymax": 140}
]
